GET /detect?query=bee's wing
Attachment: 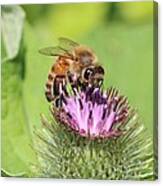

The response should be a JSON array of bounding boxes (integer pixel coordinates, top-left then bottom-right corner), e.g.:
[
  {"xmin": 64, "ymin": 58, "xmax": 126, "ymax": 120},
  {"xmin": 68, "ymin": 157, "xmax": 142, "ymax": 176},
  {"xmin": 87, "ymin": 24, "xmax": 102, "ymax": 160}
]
[
  {"xmin": 58, "ymin": 37, "xmax": 79, "ymax": 51},
  {"xmin": 39, "ymin": 46, "xmax": 72, "ymax": 57}
]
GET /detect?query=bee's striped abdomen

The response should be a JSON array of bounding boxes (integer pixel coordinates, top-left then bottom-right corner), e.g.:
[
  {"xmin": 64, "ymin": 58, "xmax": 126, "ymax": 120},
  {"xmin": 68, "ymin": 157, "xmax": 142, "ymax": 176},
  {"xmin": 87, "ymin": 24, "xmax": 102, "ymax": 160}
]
[
  {"xmin": 45, "ymin": 65, "xmax": 56, "ymax": 102},
  {"xmin": 45, "ymin": 63, "xmax": 67, "ymax": 102}
]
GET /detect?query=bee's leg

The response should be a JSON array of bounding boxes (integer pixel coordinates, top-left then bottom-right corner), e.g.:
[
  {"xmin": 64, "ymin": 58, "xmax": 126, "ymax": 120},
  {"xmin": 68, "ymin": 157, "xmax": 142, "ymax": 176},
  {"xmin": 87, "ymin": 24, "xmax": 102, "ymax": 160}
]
[
  {"xmin": 53, "ymin": 75, "xmax": 65, "ymax": 95},
  {"xmin": 92, "ymin": 77, "xmax": 104, "ymax": 88},
  {"xmin": 93, "ymin": 65, "xmax": 105, "ymax": 88},
  {"xmin": 67, "ymin": 71, "xmax": 79, "ymax": 93},
  {"xmin": 78, "ymin": 80, "xmax": 88, "ymax": 91},
  {"xmin": 54, "ymin": 94, "xmax": 67, "ymax": 108},
  {"xmin": 53, "ymin": 75, "xmax": 66, "ymax": 108},
  {"xmin": 54, "ymin": 96, "xmax": 62, "ymax": 108}
]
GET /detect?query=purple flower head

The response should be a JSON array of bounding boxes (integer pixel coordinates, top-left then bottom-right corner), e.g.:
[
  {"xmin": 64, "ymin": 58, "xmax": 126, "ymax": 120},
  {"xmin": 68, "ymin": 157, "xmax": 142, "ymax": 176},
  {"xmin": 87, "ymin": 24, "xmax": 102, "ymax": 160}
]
[{"xmin": 52, "ymin": 85, "xmax": 130, "ymax": 139}]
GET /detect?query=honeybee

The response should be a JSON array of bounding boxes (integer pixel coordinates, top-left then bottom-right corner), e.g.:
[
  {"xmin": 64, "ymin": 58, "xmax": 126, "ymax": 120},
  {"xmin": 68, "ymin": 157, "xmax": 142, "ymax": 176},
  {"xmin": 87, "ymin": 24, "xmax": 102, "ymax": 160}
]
[{"xmin": 39, "ymin": 37, "xmax": 105, "ymax": 106}]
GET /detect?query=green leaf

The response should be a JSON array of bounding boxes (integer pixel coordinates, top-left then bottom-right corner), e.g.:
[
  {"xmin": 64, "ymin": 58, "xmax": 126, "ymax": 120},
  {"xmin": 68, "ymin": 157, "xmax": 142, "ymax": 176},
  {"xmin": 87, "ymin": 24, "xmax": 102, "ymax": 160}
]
[
  {"xmin": 1, "ymin": 5, "xmax": 25, "ymax": 60},
  {"xmin": 1, "ymin": 5, "xmax": 36, "ymax": 176},
  {"xmin": 1, "ymin": 169, "xmax": 25, "ymax": 177}
]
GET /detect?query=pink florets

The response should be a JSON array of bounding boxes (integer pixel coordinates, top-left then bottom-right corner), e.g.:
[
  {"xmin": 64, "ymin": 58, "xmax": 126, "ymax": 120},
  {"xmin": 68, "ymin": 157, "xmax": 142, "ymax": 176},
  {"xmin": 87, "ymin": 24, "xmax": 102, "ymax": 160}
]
[{"xmin": 53, "ymin": 86, "xmax": 130, "ymax": 139}]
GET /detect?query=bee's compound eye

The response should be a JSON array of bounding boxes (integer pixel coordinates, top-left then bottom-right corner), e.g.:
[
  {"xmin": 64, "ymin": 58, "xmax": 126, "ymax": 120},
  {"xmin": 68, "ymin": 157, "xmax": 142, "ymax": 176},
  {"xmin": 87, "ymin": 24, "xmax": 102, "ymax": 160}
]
[{"xmin": 83, "ymin": 68, "xmax": 94, "ymax": 80}]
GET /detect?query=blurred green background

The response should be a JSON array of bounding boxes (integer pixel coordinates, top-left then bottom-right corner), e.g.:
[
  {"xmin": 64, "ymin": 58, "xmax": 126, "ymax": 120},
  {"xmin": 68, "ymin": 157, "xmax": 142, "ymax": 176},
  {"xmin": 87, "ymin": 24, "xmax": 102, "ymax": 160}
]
[{"xmin": 1, "ymin": 2, "xmax": 156, "ymax": 176}]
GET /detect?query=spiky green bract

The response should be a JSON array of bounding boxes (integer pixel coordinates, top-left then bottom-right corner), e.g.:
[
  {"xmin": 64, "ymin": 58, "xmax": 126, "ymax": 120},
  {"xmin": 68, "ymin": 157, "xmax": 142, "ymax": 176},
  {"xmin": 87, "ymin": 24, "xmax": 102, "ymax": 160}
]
[{"xmin": 33, "ymin": 110, "xmax": 156, "ymax": 180}]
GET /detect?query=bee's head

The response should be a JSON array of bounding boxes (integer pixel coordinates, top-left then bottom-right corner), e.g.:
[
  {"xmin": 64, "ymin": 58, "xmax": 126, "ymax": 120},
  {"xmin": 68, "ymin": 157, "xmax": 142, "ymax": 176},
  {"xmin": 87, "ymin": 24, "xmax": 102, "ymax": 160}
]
[{"xmin": 81, "ymin": 65, "xmax": 105, "ymax": 87}]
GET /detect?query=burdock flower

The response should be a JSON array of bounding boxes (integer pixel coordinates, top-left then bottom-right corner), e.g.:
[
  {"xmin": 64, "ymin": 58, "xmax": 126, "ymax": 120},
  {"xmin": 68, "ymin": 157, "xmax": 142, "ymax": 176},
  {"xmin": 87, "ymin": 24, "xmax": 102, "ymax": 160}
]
[
  {"xmin": 36, "ymin": 84, "xmax": 154, "ymax": 180},
  {"xmin": 52, "ymin": 85, "xmax": 130, "ymax": 139}
]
